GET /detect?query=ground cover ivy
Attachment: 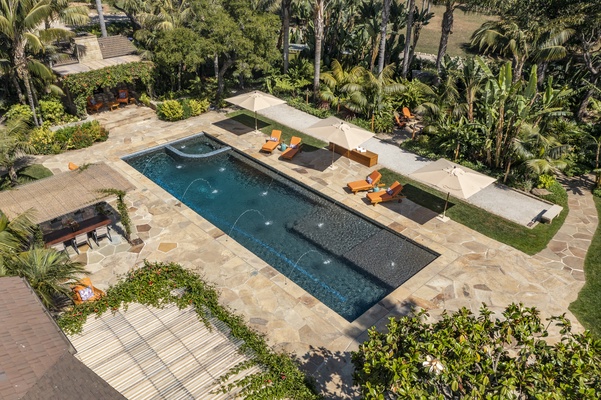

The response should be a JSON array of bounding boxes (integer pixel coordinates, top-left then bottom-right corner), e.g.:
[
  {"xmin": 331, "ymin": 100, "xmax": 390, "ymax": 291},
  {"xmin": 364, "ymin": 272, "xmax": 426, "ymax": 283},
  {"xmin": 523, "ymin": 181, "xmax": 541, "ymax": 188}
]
[{"xmin": 58, "ymin": 261, "xmax": 318, "ymax": 399}]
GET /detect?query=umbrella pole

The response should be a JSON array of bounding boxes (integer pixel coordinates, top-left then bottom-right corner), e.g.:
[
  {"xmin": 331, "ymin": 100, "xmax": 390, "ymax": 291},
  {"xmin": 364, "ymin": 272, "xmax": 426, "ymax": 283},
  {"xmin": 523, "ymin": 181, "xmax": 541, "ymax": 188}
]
[
  {"xmin": 442, "ymin": 192, "xmax": 450, "ymax": 219},
  {"xmin": 329, "ymin": 143, "xmax": 338, "ymax": 170},
  {"xmin": 254, "ymin": 111, "xmax": 258, "ymax": 132}
]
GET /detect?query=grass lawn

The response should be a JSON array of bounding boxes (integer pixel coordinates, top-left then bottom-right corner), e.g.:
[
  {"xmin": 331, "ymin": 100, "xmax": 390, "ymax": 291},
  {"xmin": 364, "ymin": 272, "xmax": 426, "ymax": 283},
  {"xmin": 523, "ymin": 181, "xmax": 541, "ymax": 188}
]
[
  {"xmin": 226, "ymin": 110, "xmax": 327, "ymax": 151},
  {"xmin": 380, "ymin": 168, "xmax": 568, "ymax": 255},
  {"xmin": 569, "ymin": 196, "xmax": 601, "ymax": 337},
  {"xmin": 415, "ymin": 5, "xmax": 497, "ymax": 57}
]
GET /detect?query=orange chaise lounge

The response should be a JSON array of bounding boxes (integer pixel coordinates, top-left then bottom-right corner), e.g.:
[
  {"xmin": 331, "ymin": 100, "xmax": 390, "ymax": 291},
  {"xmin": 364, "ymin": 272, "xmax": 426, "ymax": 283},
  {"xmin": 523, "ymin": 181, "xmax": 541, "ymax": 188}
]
[
  {"xmin": 72, "ymin": 277, "xmax": 105, "ymax": 305},
  {"xmin": 347, "ymin": 170, "xmax": 382, "ymax": 194},
  {"xmin": 281, "ymin": 136, "xmax": 302, "ymax": 160},
  {"xmin": 366, "ymin": 181, "xmax": 405, "ymax": 206},
  {"xmin": 261, "ymin": 130, "xmax": 282, "ymax": 153}
]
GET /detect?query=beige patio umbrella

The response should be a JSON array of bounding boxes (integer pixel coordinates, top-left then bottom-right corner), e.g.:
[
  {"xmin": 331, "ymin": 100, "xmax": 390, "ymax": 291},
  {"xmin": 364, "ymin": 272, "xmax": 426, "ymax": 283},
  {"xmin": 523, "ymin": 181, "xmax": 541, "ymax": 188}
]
[
  {"xmin": 306, "ymin": 117, "xmax": 374, "ymax": 169},
  {"xmin": 225, "ymin": 90, "xmax": 286, "ymax": 132},
  {"xmin": 410, "ymin": 158, "xmax": 496, "ymax": 221}
]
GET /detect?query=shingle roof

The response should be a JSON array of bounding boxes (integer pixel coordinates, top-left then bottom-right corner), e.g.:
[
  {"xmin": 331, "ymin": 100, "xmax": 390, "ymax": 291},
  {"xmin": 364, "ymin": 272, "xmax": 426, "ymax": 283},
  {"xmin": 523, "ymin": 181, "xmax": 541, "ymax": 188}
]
[
  {"xmin": 97, "ymin": 36, "xmax": 137, "ymax": 59},
  {"xmin": 0, "ymin": 277, "xmax": 124, "ymax": 400}
]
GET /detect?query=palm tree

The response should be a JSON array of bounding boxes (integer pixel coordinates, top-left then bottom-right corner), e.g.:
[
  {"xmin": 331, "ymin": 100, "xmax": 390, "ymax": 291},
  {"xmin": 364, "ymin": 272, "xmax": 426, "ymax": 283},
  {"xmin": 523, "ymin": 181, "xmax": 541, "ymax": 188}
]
[
  {"xmin": 432, "ymin": 0, "xmax": 482, "ymax": 73},
  {"xmin": 401, "ymin": 0, "xmax": 415, "ymax": 78},
  {"xmin": 0, "ymin": 116, "xmax": 34, "ymax": 186},
  {"xmin": 377, "ymin": 0, "xmax": 391, "ymax": 74},
  {"xmin": 343, "ymin": 63, "xmax": 405, "ymax": 118},
  {"xmin": 95, "ymin": 0, "xmax": 108, "ymax": 37},
  {"xmin": 312, "ymin": 0, "xmax": 328, "ymax": 98},
  {"xmin": 8, "ymin": 247, "xmax": 85, "ymax": 308},
  {"xmin": 0, "ymin": 0, "xmax": 78, "ymax": 126},
  {"xmin": 281, "ymin": 0, "xmax": 292, "ymax": 73},
  {"xmin": 0, "ymin": 208, "xmax": 35, "ymax": 257},
  {"xmin": 319, "ymin": 59, "xmax": 362, "ymax": 111}
]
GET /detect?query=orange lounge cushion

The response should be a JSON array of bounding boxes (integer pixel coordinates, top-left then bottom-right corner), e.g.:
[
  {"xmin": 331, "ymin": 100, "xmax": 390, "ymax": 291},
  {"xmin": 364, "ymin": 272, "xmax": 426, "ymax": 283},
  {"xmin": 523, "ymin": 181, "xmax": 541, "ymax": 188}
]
[
  {"xmin": 281, "ymin": 147, "xmax": 299, "ymax": 159},
  {"xmin": 68, "ymin": 162, "xmax": 78, "ymax": 170},
  {"xmin": 262, "ymin": 141, "xmax": 279, "ymax": 152}
]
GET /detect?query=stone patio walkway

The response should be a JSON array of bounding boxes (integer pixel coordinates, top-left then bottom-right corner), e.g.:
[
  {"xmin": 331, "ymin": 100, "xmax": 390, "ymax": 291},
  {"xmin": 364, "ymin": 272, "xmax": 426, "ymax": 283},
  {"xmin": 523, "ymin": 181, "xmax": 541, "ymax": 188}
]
[
  {"xmin": 32, "ymin": 104, "xmax": 597, "ymax": 399},
  {"xmin": 533, "ymin": 174, "xmax": 599, "ymax": 281}
]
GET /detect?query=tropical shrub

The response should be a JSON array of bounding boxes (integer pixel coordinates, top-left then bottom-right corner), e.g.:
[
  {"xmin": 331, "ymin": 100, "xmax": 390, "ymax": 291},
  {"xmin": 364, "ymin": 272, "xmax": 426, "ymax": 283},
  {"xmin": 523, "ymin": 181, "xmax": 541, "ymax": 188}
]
[
  {"xmin": 157, "ymin": 100, "xmax": 184, "ymax": 121},
  {"xmin": 188, "ymin": 99, "xmax": 210, "ymax": 116},
  {"xmin": 373, "ymin": 109, "xmax": 394, "ymax": 134},
  {"xmin": 539, "ymin": 181, "xmax": 568, "ymax": 206},
  {"xmin": 38, "ymin": 99, "xmax": 78, "ymax": 126},
  {"xmin": 29, "ymin": 121, "xmax": 108, "ymax": 154},
  {"xmin": 352, "ymin": 303, "xmax": 601, "ymax": 399},
  {"xmin": 593, "ymin": 187, "xmax": 601, "ymax": 198},
  {"xmin": 5, "ymin": 104, "xmax": 33, "ymax": 123},
  {"xmin": 157, "ymin": 98, "xmax": 210, "ymax": 121},
  {"xmin": 537, "ymin": 174, "xmax": 556, "ymax": 189},
  {"xmin": 139, "ymin": 93, "xmax": 151, "ymax": 107}
]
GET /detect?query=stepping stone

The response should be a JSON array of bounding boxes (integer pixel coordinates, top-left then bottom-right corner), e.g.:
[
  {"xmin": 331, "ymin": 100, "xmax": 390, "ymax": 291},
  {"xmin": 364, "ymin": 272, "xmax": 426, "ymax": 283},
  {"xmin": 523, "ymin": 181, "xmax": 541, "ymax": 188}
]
[{"xmin": 158, "ymin": 242, "xmax": 177, "ymax": 253}]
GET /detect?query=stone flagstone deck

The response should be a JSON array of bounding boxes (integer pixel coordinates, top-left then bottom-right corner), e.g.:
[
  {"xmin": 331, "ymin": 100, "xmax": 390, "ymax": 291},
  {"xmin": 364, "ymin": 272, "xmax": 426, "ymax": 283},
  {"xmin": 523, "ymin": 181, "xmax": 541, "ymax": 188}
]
[{"xmin": 34, "ymin": 105, "xmax": 592, "ymax": 399}]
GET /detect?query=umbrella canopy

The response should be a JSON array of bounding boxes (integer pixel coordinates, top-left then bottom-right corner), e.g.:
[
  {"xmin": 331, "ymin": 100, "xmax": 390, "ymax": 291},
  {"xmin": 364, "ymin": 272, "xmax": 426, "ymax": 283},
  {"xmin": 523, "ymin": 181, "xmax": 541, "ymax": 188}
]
[
  {"xmin": 225, "ymin": 90, "xmax": 286, "ymax": 131},
  {"xmin": 306, "ymin": 116, "xmax": 374, "ymax": 150},
  {"xmin": 410, "ymin": 159, "xmax": 496, "ymax": 219}
]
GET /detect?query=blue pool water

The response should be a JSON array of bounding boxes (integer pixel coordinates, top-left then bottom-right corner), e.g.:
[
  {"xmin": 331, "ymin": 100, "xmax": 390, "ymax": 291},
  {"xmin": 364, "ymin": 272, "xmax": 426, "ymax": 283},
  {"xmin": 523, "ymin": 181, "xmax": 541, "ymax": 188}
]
[{"xmin": 125, "ymin": 133, "xmax": 438, "ymax": 321}]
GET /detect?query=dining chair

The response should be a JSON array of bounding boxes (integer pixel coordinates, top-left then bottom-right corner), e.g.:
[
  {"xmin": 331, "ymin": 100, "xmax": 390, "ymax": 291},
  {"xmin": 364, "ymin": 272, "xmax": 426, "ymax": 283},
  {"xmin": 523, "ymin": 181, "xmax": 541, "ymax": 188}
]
[
  {"xmin": 72, "ymin": 232, "xmax": 92, "ymax": 254},
  {"xmin": 50, "ymin": 241, "xmax": 67, "ymax": 254},
  {"xmin": 93, "ymin": 225, "xmax": 112, "ymax": 245}
]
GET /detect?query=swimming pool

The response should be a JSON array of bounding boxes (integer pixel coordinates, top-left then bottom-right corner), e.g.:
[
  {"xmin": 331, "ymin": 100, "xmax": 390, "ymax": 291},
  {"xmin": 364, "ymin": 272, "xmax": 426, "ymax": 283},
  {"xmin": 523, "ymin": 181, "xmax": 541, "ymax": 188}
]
[{"xmin": 124, "ymin": 133, "xmax": 438, "ymax": 321}]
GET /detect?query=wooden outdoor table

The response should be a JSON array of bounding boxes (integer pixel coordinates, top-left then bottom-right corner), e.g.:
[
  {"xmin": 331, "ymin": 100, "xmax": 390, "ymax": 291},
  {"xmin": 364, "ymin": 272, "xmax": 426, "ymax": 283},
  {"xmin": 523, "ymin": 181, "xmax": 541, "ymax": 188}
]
[
  {"xmin": 328, "ymin": 143, "xmax": 379, "ymax": 167},
  {"xmin": 43, "ymin": 215, "xmax": 111, "ymax": 247}
]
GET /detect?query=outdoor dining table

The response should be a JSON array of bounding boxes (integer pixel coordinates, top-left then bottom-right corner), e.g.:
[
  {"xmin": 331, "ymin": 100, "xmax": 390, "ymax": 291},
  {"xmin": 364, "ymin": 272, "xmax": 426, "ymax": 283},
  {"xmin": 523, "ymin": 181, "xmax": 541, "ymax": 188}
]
[{"xmin": 43, "ymin": 215, "xmax": 111, "ymax": 247}]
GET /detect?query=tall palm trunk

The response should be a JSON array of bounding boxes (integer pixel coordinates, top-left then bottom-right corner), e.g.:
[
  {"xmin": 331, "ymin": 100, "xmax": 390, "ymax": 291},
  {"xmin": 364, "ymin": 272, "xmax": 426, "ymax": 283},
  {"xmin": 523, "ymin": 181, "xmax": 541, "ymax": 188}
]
[
  {"xmin": 401, "ymin": 0, "xmax": 415, "ymax": 78},
  {"xmin": 377, "ymin": 0, "xmax": 391, "ymax": 74},
  {"xmin": 282, "ymin": 0, "xmax": 292, "ymax": 73},
  {"xmin": 313, "ymin": 0, "xmax": 326, "ymax": 99},
  {"xmin": 95, "ymin": 0, "xmax": 108, "ymax": 38},
  {"xmin": 10, "ymin": 73, "xmax": 25, "ymax": 104},
  {"xmin": 435, "ymin": 5, "xmax": 454, "ymax": 73}
]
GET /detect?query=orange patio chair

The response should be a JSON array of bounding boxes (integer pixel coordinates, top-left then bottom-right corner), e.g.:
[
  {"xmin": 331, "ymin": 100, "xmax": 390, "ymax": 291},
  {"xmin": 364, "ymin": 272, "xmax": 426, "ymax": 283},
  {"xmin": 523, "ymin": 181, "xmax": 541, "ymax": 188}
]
[
  {"xmin": 394, "ymin": 112, "xmax": 406, "ymax": 128},
  {"xmin": 72, "ymin": 277, "xmax": 105, "ymax": 305},
  {"xmin": 347, "ymin": 170, "xmax": 382, "ymax": 194},
  {"xmin": 281, "ymin": 136, "xmax": 302, "ymax": 160},
  {"xmin": 402, "ymin": 107, "xmax": 415, "ymax": 120},
  {"xmin": 117, "ymin": 89, "xmax": 130, "ymax": 105},
  {"xmin": 261, "ymin": 130, "xmax": 282, "ymax": 153},
  {"xmin": 87, "ymin": 96, "xmax": 103, "ymax": 113},
  {"xmin": 366, "ymin": 181, "xmax": 405, "ymax": 206}
]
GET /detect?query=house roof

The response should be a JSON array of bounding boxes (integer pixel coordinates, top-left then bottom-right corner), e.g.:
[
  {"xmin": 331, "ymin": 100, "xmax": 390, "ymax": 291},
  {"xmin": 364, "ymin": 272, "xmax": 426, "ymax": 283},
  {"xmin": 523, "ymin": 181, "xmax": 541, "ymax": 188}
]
[
  {"xmin": 0, "ymin": 277, "xmax": 124, "ymax": 400},
  {"xmin": 97, "ymin": 36, "xmax": 138, "ymax": 60}
]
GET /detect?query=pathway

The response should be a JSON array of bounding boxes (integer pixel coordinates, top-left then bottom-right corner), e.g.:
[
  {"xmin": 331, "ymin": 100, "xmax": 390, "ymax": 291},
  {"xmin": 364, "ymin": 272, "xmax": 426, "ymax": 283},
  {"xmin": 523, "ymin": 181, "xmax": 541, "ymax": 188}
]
[
  {"xmin": 533, "ymin": 174, "xmax": 599, "ymax": 281},
  {"xmin": 258, "ymin": 104, "xmax": 552, "ymax": 226}
]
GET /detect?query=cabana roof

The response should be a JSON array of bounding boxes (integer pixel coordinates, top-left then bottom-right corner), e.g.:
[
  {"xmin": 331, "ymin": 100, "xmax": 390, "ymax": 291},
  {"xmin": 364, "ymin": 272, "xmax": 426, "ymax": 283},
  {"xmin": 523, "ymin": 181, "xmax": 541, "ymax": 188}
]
[{"xmin": 0, "ymin": 163, "xmax": 134, "ymax": 224}]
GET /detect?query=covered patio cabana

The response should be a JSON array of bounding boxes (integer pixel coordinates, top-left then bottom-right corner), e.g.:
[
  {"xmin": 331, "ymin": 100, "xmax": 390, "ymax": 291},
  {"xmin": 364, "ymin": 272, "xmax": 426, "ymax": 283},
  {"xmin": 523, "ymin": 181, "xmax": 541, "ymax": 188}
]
[{"xmin": 0, "ymin": 163, "xmax": 134, "ymax": 224}]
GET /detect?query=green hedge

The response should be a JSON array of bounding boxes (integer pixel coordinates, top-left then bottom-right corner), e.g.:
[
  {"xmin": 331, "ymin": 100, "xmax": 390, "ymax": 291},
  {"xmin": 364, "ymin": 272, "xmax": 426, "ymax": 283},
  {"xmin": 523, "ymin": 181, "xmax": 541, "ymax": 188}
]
[
  {"xmin": 28, "ymin": 121, "xmax": 108, "ymax": 155},
  {"xmin": 58, "ymin": 261, "xmax": 318, "ymax": 399}
]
